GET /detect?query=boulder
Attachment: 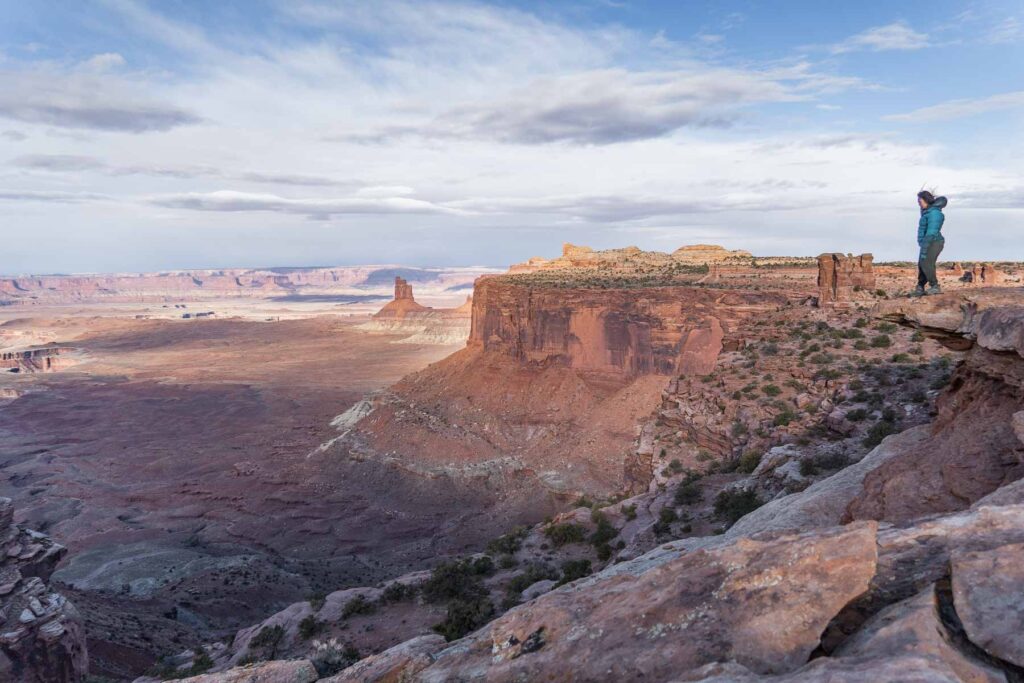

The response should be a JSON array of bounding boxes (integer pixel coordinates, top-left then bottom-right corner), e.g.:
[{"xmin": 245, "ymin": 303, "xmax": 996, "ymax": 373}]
[
  {"xmin": 417, "ymin": 523, "xmax": 878, "ymax": 681},
  {"xmin": 320, "ymin": 635, "xmax": 444, "ymax": 683},
  {"xmin": 176, "ymin": 660, "xmax": 317, "ymax": 683},
  {"xmin": 952, "ymin": 542, "xmax": 1024, "ymax": 667}
]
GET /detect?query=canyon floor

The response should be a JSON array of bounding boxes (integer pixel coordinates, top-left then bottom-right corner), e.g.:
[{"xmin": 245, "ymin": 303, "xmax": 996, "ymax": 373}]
[{"xmin": 0, "ymin": 304, "xmax": 474, "ymax": 678}]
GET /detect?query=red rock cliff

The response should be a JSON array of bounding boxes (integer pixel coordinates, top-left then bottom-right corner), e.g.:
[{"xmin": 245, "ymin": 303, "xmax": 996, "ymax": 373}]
[{"xmin": 468, "ymin": 276, "xmax": 784, "ymax": 377}]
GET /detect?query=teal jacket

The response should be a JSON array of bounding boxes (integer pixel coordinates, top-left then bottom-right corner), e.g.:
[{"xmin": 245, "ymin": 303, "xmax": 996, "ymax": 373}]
[{"xmin": 918, "ymin": 196, "xmax": 947, "ymax": 248}]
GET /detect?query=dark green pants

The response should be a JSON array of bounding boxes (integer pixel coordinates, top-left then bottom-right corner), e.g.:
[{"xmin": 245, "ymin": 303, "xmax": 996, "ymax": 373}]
[{"xmin": 917, "ymin": 240, "xmax": 944, "ymax": 288}]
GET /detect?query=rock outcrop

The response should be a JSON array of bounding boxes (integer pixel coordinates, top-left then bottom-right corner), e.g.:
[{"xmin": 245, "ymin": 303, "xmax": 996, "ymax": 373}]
[
  {"xmin": 361, "ymin": 278, "xmax": 472, "ymax": 345},
  {"xmin": 0, "ymin": 498, "xmax": 87, "ymax": 682},
  {"xmin": 510, "ymin": 243, "xmax": 751, "ymax": 273},
  {"xmin": 846, "ymin": 289, "xmax": 1024, "ymax": 523},
  {"xmin": 816, "ymin": 253, "xmax": 875, "ymax": 306}
]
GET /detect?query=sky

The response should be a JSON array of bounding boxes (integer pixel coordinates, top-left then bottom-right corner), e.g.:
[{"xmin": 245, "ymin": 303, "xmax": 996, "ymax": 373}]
[{"xmin": 0, "ymin": 0, "xmax": 1022, "ymax": 274}]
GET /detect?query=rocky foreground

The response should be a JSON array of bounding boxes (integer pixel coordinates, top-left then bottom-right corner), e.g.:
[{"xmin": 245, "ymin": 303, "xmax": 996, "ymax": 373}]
[
  {"xmin": 136, "ymin": 286, "xmax": 1024, "ymax": 682},
  {"xmin": 0, "ymin": 498, "xmax": 87, "ymax": 681}
]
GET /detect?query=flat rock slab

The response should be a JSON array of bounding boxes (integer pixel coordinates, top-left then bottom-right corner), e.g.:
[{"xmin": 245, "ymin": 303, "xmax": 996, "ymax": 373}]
[
  {"xmin": 418, "ymin": 522, "xmax": 878, "ymax": 681},
  {"xmin": 321, "ymin": 634, "xmax": 445, "ymax": 682},
  {"xmin": 176, "ymin": 659, "xmax": 317, "ymax": 683},
  {"xmin": 953, "ymin": 542, "xmax": 1024, "ymax": 668}
]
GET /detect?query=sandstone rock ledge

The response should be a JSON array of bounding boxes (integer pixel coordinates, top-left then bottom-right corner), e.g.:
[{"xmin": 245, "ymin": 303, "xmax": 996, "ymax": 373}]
[{"xmin": 0, "ymin": 498, "xmax": 88, "ymax": 683}]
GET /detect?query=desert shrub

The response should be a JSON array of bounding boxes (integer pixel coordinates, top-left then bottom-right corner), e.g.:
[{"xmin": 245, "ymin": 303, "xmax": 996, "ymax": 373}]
[
  {"xmin": 891, "ymin": 353, "xmax": 910, "ymax": 363},
  {"xmin": 863, "ymin": 420, "xmax": 898, "ymax": 448},
  {"xmin": 674, "ymin": 477, "xmax": 702, "ymax": 505},
  {"xmin": 342, "ymin": 595, "xmax": 376, "ymax": 619},
  {"xmin": 248, "ymin": 625, "xmax": 285, "ymax": 660},
  {"xmin": 589, "ymin": 511, "xmax": 618, "ymax": 547},
  {"xmin": 842, "ymin": 328, "xmax": 864, "ymax": 339},
  {"xmin": 846, "ymin": 408, "xmax": 868, "ymax": 422},
  {"xmin": 854, "ymin": 317, "xmax": 869, "ymax": 328},
  {"xmin": 150, "ymin": 651, "xmax": 215, "ymax": 680},
  {"xmin": 544, "ymin": 523, "xmax": 587, "ymax": 547},
  {"xmin": 713, "ymin": 489, "xmax": 764, "ymax": 526},
  {"xmin": 422, "ymin": 559, "xmax": 489, "ymax": 603},
  {"xmin": 486, "ymin": 526, "xmax": 528, "ymax": 556},
  {"xmin": 737, "ymin": 449, "xmax": 762, "ymax": 474},
  {"xmin": 310, "ymin": 638, "xmax": 360, "ymax": 677},
  {"xmin": 433, "ymin": 598, "xmax": 494, "ymax": 641},
  {"xmin": 380, "ymin": 581, "xmax": 416, "ymax": 604},
  {"xmin": 306, "ymin": 592, "xmax": 327, "ymax": 611},
  {"xmin": 298, "ymin": 615, "xmax": 325, "ymax": 639},
  {"xmin": 870, "ymin": 334, "xmax": 892, "ymax": 348},
  {"xmin": 762, "ymin": 384, "xmax": 782, "ymax": 397},
  {"xmin": 667, "ymin": 459, "xmax": 683, "ymax": 473},
  {"xmin": 799, "ymin": 459, "xmax": 818, "ymax": 477},
  {"xmin": 875, "ymin": 288, "xmax": 888, "ymax": 297},
  {"xmin": 773, "ymin": 410, "xmax": 796, "ymax": 427},
  {"xmin": 853, "ymin": 339, "xmax": 869, "ymax": 350},
  {"xmin": 558, "ymin": 559, "xmax": 592, "ymax": 586},
  {"xmin": 504, "ymin": 562, "xmax": 559, "ymax": 603},
  {"xmin": 930, "ymin": 372, "xmax": 952, "ymax": 390},
  {"xmin": 762, "ymin": 342, "xmax": 779, "ymax": 355},
  {"xmin": 911, "ymin": 330, "xmax": 925, "ymax": 342},
  {"xmin": 621, "ymin": 504, "xmax": 637, "ymax": 521},
  {"xmin": 658, "ymin": 506, "xmax": 678, "ymax": 524},
  {"xmin": 731, "ymin": 420, "xmax": 748, "ymax": 437}
]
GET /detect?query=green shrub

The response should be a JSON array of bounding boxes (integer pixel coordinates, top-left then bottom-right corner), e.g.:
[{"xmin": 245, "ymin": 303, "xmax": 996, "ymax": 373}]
[
  {"xmin": 544, "ymin": 522, "xmax": 587, "ymax": 547},
  {"xmin": 342, "ymin": 595, "xmax": 376, "ymax": 619},
  {"xmin": 846, "ymin": 408, "xmax": 868, "ymax": 422},
  {"xmin": 298, "ymin": 615, "xmax": 325, "ymax": 640},
  {"xmin": 589, "ymin": 511, "xmax": 618, "ymax": 546},
  {"xmin": 762, "ymin": 384, "xmax": 782, "ymax": 397},
  {"xmin": 674, "ymin": 479, "xmax": 701, "ymax": 506},
  {"xmin": 621, "ymin": 504, "xmax": 637, "ymax": 521},
  {"xmin": 737, "ymin": 450, "xmax": 762, "ymax": 474},
  {"xmin": 713, "ymin": 489, "xmax": 764, "ymax": 525},
  {"xmin": 773, "ymin": 410, "xmax": 796, "ymax": 427},
  {"xmin": 863, "ymin": 420, "xmax": 898, "ymax": 448},
  {"xmin": 432, "ymin": 598, "xmax": 494, "ymax": 641},
  {"xmin": 853, "ymin": 339, "xmax": 869, "ymax": 350},
  {"xmin": 380, "ymin": 581, "xmax": 416, "ymax": 603},
  {"xmin": 504, "ymin": 563, "xmax": 558, "ymax": 604},
  {"xmin": 422, "ymin": 559, "xmax": 489, "ymax": 603},
  {"xmin": 558, "ymin": 559, "xmax": 592, "ymax": 586},
  {"xmin": 248, "ymin": 625, "xmax": 285, "ymax": 660},
  {"xmin": 870, "ymin": 334, "xmax": 892, "ymax": 348},
  {"xmin": 486, "ymin": 526, "xmax": 527, "ymax": 556}
]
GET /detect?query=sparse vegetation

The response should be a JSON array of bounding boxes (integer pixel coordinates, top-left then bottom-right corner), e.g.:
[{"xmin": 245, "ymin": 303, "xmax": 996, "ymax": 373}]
[{"xmin": 713, "ymin": 489, "xmax": 764, "ymax": 526}]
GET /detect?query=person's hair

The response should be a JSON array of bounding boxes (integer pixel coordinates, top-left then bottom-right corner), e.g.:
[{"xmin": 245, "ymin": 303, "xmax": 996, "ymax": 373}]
[{"xmin": 917, "ymin": 190, "xmax": 935, "ymax": 205}]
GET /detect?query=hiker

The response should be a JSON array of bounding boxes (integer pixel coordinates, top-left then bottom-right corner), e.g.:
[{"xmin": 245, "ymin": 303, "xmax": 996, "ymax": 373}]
[{"xmin": 914, "ymin": 190, "xmax": 947, "ymax": 296}]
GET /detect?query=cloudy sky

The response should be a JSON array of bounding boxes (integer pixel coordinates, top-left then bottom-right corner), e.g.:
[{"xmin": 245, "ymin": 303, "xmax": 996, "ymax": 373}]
[{"xmin": 1, "ymin": 0, "xmax": 1022, "ymax": 274}]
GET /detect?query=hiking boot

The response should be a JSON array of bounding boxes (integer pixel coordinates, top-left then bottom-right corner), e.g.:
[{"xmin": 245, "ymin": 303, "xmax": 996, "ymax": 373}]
[
  {"xmin": 925, "ymin": 285, "xmax": 942, "ymax": 296},
  {"xmin": 909, "ymin": 286, "xmax": 925, "ymax": 297}
]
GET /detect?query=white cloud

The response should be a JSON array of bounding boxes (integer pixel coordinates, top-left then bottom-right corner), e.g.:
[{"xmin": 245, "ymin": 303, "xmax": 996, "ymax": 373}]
[
  {"xmin": 0, "ymin": 63, "xmax": 202, "ymax": 133},
  {"xmin": 831, "ymin": 22, "xmax": 929, "ymax": 54},
  {"xmin": 148, "ymin": 190, "xmax": 463, "ymax": 217},
  {"xmin": 885, "ymin": 91, "xmax": 1024, "ymax": 121}
]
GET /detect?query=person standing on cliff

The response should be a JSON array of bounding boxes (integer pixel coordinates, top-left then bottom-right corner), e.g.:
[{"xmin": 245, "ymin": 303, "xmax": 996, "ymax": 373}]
[{"xmin": 913, "ymin": 190, "xmax": 947, "ymax": 296}]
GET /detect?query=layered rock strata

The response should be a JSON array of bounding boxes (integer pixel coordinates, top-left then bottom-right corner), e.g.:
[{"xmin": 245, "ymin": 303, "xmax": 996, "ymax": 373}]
[
  {"xmin": 0, "ymin": 498, "xmax": 88, "ymax": 682},
  {"xmin": 816, "ymin": 253, "xmax": 875, "ymax": 306}
]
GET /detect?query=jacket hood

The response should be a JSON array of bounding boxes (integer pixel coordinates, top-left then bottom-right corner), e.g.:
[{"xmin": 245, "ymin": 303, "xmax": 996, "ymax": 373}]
[{"xmin": 929, "ymin": 196, "xmax": 948, "ymax": 210}]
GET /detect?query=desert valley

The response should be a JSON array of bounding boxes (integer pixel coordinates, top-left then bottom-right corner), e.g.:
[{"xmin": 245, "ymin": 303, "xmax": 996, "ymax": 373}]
[{"xmin": 2, "ymin": 244, "xmax": 1024, "ymax": 682}]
